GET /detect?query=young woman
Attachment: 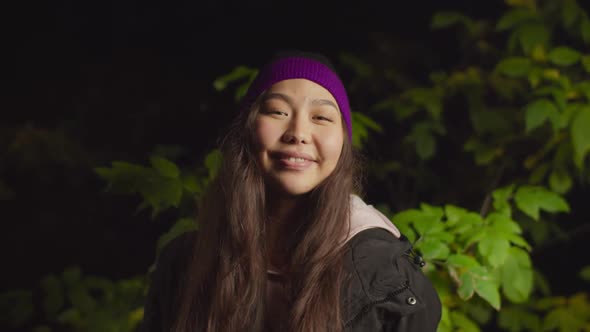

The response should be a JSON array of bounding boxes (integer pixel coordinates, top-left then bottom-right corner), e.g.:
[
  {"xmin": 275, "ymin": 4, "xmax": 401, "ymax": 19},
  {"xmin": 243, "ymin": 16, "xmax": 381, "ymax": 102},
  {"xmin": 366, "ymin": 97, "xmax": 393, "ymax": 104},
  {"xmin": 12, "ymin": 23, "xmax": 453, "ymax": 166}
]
[{"xmin": 139, "ymin": 51, "xmax": 441, "ymax": 331}]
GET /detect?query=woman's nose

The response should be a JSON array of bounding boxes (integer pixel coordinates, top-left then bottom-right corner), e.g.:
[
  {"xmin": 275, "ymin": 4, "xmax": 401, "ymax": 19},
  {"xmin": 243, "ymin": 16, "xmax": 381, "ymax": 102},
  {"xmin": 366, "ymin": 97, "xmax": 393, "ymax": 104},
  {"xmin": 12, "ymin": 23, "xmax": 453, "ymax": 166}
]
[{"xmin": 281, "ymin": 116, "xmax": 311, "ymax": 144}]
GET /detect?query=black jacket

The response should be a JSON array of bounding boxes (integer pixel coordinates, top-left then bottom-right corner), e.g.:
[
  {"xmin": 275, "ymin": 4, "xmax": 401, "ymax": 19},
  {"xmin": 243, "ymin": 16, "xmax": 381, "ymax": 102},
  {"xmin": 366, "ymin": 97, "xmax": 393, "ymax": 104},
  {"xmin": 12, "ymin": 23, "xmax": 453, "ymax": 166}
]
[{"xmin": 139, "ymin": 228, "xmax": 441, "ymax": 331}]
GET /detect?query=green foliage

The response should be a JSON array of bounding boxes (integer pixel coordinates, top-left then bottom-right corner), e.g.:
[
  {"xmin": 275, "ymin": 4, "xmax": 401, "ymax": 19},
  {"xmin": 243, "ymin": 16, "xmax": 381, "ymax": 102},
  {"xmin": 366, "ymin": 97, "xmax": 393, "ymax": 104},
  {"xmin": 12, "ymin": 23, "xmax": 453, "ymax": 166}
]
[
  {"xmin": 212, "ymin": 65, "xmax": 258, "ymax": 101},
  {"xmin": 0, "ymin": 268, "xmax": 145, "ymax": 331},
  {"xmin": 351, "ymin": 111, "xmax": 383, "ymax": 148},
  {"xmin": 571, "ymin": 106, "xmax": 590, "ymax": 168},
  {"xmin": 513, "ymin": 185, "xmax": 570, "ymax": 220},
  {"xmin": 95, "ymin": 150, "xmax": 222, "ymax": 218},
  {"xmin": 0, "ymin": 290, "xmax": 33, "ymax": 327}
]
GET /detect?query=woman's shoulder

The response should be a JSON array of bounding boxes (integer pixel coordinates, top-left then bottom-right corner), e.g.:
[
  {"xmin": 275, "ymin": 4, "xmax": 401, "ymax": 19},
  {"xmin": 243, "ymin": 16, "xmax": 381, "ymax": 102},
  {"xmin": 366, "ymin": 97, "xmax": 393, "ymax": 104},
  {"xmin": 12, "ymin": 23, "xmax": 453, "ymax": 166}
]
[
  {"xmin": 342, "ymin": 228, "xmax": 442, "ymax": 331},
  {"xmin": 343, "ymin": 228, "xmax": 414, "ymax": 298}
]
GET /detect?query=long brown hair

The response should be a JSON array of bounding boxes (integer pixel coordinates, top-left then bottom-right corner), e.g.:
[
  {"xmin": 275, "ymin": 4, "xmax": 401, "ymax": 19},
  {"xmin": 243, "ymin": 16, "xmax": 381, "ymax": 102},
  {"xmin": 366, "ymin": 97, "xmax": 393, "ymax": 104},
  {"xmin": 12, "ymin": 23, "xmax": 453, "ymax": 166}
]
[{"xmin": 173, "ymin": 95, "xmax": 363, "ymax": 331}]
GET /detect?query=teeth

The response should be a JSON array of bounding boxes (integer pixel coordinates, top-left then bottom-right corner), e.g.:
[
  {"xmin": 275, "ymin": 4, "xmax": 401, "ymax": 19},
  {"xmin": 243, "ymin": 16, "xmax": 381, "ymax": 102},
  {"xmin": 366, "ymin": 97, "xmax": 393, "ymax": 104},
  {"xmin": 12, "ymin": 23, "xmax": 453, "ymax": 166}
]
[{"xmin": 288, "ymin": 157, "xmax": 306, "ymax": 163}]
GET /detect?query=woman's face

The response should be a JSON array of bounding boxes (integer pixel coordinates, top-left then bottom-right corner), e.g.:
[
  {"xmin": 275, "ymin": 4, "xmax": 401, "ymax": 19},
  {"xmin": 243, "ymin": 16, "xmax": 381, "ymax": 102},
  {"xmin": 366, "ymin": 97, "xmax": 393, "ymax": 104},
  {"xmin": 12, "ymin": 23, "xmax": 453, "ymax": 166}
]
[{"xmin": 254, "ymin": 79, "xmax": 345, "ymax": 196}]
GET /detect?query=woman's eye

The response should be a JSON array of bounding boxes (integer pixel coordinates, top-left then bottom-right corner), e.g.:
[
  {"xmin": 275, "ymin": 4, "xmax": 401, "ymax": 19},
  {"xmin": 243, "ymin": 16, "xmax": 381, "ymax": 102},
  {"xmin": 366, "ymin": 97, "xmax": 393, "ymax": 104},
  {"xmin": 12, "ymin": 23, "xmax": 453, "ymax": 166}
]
[
  {"xmin": 267, "ymin": 109, "xmax": 287, "ymax": 116},
  {"xmin": 315, "ymin": 116, "xmax": 333, "ymax": 122}
]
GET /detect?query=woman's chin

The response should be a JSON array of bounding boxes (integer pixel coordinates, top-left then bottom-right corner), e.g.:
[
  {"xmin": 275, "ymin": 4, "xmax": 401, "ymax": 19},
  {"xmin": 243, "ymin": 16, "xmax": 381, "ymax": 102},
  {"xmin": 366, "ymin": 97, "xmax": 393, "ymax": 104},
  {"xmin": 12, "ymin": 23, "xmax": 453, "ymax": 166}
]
[{"xmin": 268, "ymin": 179, "xmax": 316, "ymax": 197}]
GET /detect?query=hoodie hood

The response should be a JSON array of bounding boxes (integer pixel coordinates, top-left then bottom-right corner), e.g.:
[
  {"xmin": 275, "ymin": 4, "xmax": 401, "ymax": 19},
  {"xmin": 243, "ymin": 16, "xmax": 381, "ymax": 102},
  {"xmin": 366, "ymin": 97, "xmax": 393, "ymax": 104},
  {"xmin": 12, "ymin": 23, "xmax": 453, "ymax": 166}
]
[{"xmin": 346, "ymin": 194, "xmax": 401, "ymax": 243}]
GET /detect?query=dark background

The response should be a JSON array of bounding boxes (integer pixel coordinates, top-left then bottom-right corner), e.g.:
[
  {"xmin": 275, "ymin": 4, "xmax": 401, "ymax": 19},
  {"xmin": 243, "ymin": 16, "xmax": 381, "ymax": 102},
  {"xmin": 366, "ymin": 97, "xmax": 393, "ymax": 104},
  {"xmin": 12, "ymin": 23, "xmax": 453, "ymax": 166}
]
[{"xmin": 2, "ymin": 0, "xmax": 587, "ymax": 303}]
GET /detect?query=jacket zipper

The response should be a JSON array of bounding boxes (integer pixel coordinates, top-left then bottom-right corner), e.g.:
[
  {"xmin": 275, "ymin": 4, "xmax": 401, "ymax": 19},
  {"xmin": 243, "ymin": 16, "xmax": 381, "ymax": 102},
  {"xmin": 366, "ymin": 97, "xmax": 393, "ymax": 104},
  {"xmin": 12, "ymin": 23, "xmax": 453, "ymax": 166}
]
[{"xmin": 344, "ymin": 280, "xmax": 410, "ymax": 327}]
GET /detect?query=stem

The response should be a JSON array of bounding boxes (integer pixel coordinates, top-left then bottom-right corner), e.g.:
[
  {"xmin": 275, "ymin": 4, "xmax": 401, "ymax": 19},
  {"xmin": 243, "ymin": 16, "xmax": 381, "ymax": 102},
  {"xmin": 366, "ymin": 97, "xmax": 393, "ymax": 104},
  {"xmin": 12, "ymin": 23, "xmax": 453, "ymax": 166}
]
[{"xmin": 479, "ymin": 162, "xmax": 506, "ymax": 217}]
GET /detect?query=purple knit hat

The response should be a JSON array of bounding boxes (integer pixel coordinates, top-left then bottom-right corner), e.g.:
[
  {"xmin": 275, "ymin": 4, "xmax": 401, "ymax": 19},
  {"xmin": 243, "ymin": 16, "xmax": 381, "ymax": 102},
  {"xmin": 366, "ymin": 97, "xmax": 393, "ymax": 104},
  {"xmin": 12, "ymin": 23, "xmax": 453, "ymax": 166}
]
[{"xmin": 239, "ymin": 53, "xmax": 352, "ymax": 139}]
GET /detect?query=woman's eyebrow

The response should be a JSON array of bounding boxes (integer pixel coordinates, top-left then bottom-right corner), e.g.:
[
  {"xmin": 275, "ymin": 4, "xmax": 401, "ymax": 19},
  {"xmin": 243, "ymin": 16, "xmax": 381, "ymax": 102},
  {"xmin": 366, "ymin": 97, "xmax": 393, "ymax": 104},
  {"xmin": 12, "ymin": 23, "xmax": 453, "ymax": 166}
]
[
  {"xmin": 310, "ymin": 99, "xmax": 339, "ymax": 112},
  {"xmin": 263, "ymin": 93, "xmax": 339, "ymax": 112},
  {"xmin": 262, "ymin": 92, "xmax": 293, "ymax": 105}
]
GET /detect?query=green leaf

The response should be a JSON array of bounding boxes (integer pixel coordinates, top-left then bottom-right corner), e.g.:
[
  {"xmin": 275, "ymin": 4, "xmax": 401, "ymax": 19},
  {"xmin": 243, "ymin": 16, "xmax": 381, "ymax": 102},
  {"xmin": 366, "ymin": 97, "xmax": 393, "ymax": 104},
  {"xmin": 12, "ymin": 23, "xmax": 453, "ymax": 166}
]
[
  {"xmin": 56, "ymin": 308, "xmax": 82, "ymax": 325},
  {"xmin": 0, "ymin": 290, "xmax": 34, "ymax": 326},
  {"xmin": 67, "ymin": 283, "xmax": 96, "ymax": 313},
  {"xmin": 495, "ymin": 57, "xmax": 532, "ymax": 77},
  {"xmin": 450, "ymin": 311, "xmax": 481, "ymax": 332},
  {"xmin": 426, "ymin": 231, "xmax": 454, "ymax": 243},
  {"xmin": 534, "ymin": 270, "xmax": 552, "ymax": 296},
  {"xmin": 406, "ymin": 125, "xmax": 435, "ymax": 160},
  {"xmin": 579, "ymin": 266, "xmax": 590, "ymax": 282},
  {"xmin": 417, "ymin": 239, "xmax": 450, "ymax": 260},
  {"xmin": 517, "ymin": 23, "xmax": 550, "ymax": 55},
  {"xmin": 498, "ymin": 307, "xmax": 542, "ymax": 332},
  {"xmin": 475, "ymin": 276, "xmax": 501, "ymax": 310},
  {"xmin": 431, "ymin": 11, "xmax": 470, "ymax": 29},
  {"xmin": 549, "ymin": 168, "xmax": 573, "ymax": 194},
  {"xmin": 524, "ymin": 99, "xmax": 560, "ymax": 133},
  {"xmin": 470, "ymin": 108, "xmax": 512, "ymax": 135},
  {"xmin": 548, "ymin": 46, "xmax": 581, "ymax": 66},
  {"xmin": 391, "ymin": 209, "xmax": 422, "ymax": 226},
  {"xmin": 213, "ymin": 65, "xmax": 257, "ymax": 91},
  {"xmin": 543, "ymin": 307, "xmax": 585, "ymax": 332},
  {"xmin": 451, "ymin": 212, "xmax": 484, "ymax": 235},
  {"xmin": 339, "ymin": 53, "xmax": 372, "ymax": 77},
  {"xmin": 40, "ymin": 274, "xmax": 64, "ymax": 319},
  {"xmin": 534, "ymin": 86, "xmax": 567, "ymax": 111},
  {"xmin": 445, "ymin": 205, "xmax": 468, "ymax": 226},
  {"xmin": 581, "ymin": 19, "xmax": 590, "ymax": 44},
  {"xmin": 501, "ymin": 247, "xmax": 533, "ymax": 303},
  {"xmin": 458, "ymin": 272, "xmax": 475, "ymax": 300},
  {"xmin": 139, "ymin": 176, "xmax": 183, "ymax": 214},
  {"xmin": 475, "ymin": 145, "xmax": 500, "ymax": 165},
  {"xmin": 464, "ymin": 300, "xmax": 494, "ymax": 325},
  {"xmin": 505, "ymin": 233, "xmax": 532, "ymax": 251},
  {"xmin": 438, "ymin": 307, "xmax": 452, "ymax": 332},
  {"xmin": 411, "ymin": 204, "xmax": 445, "ymax": 235},
  {"xmin": 182, "ymin": 174, "xmax": 201, "ymax": 194},
  {"xmin": 577, "ymin": 82, "xmax": 590, "ymax": 102},
  {"xmin": 62, "ymin": 267, "xmax": 81, "ymax": 286},
  {"xmin": 94, "ymin": 162, "xmax": 153, "ymax": 194},
  {"xmin": 514, "ymin": 185, "xmax": 570, "ymax": 220},
  {"xmin": 403, "ymin": 88, "xmax": 444, "ymax": 119},
  {"xmin": 234, "ymin": 81, "xmax": 252, "ymax": 101},
  {"xmin": 420, "ymin": 203, "xmax": 445, "ymax": 220},
  {"xmin": 205, "ymin": 149, "xmax": 223, "ymax": 180},
  {"xmin": 496, "ymin": 8, "xmax": 538, "ymax": 31},
  {"xmin": 352, "ymin": 112, "xmax": 383, "ymax": 133},
  {"xmin": 150, "ymin": 156, "xmax": 180, "ymax": 178},
  {"xmin": 156, "ymin": 218, "xmax": 197, "ymax": 253},
  {"xmin": 571, "ymin": 106, "xmax": 590, "ymax": 168},
  {"xmin": 492, "ymin": 184, "xmax": 515, "ymax": 212},
  {"xmin": 529, "ymin": 162, "xmax": 550, "ymax": 184},
  {"xmin": 447, "ymin": 254, "xmax": 480, "ymax": 269},
  {"xmin": 352, "ymin": 112, "xmax": 383, "ymax": 147},
  {"xmin": 487, "ymin": 212, "xmax": 521, "ymax": 234},
  {"xmin": 562, "ymin": 0, "xmax": 580, "ymax": 28},
  {"xmin": 478, "ymin": 232, "xmax": 511, "ymax": 267},
  {"xmin": 462, "ymin": 228, "xmax": 487, "ymax": 249},
  {"xmin": 581, "ymin": 55, "xmax": 590, "ymax": 74}
]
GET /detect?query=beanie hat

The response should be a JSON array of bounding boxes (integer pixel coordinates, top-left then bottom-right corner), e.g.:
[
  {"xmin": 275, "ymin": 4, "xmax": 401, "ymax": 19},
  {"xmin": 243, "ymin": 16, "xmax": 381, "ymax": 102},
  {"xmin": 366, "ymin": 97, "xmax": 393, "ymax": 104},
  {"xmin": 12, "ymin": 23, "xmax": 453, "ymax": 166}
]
[{"xmin": 239, "ymin": 50, "xmax": 352, "ymax": 139}]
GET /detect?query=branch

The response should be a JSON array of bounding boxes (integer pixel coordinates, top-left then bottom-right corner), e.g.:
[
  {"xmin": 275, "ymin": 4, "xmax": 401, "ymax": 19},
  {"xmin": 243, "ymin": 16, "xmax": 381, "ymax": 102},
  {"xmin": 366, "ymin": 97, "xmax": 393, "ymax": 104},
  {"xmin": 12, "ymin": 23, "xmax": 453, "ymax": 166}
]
[{"xmin": 479, "ymin": 162, "xmax": 506, "ymax": 217}]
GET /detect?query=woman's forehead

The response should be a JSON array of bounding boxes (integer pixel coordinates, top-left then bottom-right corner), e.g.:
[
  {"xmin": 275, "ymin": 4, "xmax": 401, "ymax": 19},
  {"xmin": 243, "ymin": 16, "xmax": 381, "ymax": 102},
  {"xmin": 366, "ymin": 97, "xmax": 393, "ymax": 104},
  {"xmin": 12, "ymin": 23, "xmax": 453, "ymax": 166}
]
[{"xmin": 265, "ymin": 79, "xmax": 337, "ymax": 103}]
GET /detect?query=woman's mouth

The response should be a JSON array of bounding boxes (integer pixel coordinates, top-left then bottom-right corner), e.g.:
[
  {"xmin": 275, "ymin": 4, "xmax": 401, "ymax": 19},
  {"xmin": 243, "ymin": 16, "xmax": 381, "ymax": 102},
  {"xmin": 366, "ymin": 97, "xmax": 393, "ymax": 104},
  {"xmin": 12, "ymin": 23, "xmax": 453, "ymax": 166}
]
[
  {"xmin": 277, "ymin": 157, "xmax": 314, "ymax": 170},
  {"xmin": 271, "ymin": 152, "xmax": 316, "ymax": 170}
]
